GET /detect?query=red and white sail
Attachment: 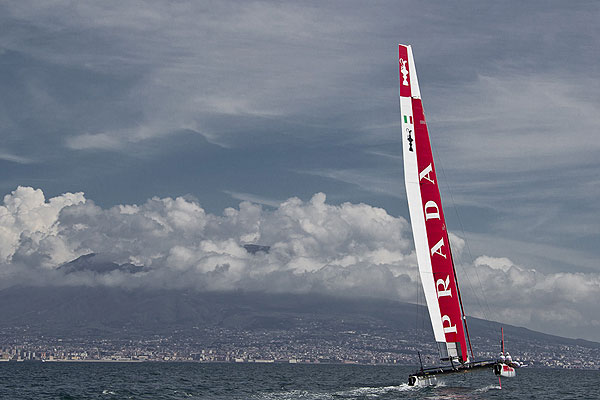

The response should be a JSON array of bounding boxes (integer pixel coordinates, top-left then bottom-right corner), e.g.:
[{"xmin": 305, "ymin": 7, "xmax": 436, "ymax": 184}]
[{"xmin": 399, "ymin": 44, "xmax": 468, "ymax": 363}]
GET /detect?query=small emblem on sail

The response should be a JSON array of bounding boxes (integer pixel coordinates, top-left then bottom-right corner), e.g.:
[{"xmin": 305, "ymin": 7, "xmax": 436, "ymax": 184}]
[
  {"xmin": 406, "ymin": 128, "xmax": 414, "ymax": 152},
  {"xmin": 399, "ymin": 58, "xmax": 409, "ymax": 86}
]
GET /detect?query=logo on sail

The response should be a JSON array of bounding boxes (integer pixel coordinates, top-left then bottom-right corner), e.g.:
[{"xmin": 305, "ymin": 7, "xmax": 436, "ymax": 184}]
[
  {"xmin": 399, "ymin": 58, "xmax": 409, "ymax": 86},
  {"xmin": 406, "ymin": 128, "xmax": 414, "ymax": 152}
]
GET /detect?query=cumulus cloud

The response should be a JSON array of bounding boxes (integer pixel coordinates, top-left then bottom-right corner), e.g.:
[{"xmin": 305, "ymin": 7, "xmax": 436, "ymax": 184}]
[
  {"xmin": 0, "ymin": 187, "xmax": 417, "ymax": 300},
  {"xmin": 460, "ymin": 256, "xmax": 600, "ymax": 339},
  {"xmin": 1, "ymin": 186, "xmax": 599, "ymax": 339},
  {"xmin": 0, "ymin": 187, "xmax": 85, "ymax": 267}
]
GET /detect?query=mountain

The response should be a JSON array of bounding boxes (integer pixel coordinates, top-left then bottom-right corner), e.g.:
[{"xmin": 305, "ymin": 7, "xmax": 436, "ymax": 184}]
[
  {"xmin": 0, "ymin": 286, "xmax": 419, "ymax": 337},
  {"xmin": 1, "ymin": 284, "xmax": 598, "ymax": 367},
  {"xmin": 58, "ymin": 253, "xmax": 144, "ymax": 274}
]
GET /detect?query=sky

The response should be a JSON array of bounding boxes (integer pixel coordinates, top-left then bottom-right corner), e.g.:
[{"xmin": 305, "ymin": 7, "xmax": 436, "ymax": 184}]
[{"xmin": 0, "ymin": 1, "xmax": 599, "ymax": 341}]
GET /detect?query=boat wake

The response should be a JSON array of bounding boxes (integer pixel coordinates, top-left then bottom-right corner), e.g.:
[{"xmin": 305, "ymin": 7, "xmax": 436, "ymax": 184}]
[
  {"xmin": 335, "ymin": 383, "xmax": 415, "ymax": 397},
  {"xmin": 474, "ymin": 384, "xmax": 502, "ymax": 392},
  {"xmin": 255, "ymin": 383, "xmax": 417, "ymax": 399},
  {"xmin": 254, "ymin": 389, "xmax": 331, "ymax": 400}
]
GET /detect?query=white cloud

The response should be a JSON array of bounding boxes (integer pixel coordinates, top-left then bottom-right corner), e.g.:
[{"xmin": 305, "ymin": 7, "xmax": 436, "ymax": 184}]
[
  {"xmin": 1, "ymin": 186, "xmax": 599, "ymax": 340},
  {"xmin": 0, "ymin": 188, "xmax": 413, "ymax": 297},
  {"xmin": 66, "ymin": 132, "xmax": 122, "ymax": 150},
  {"xmin": 0, "ymin": 186, "xmax": 85, "ymax": 266},
  {"xmin": 461, "ymin": 255, "xmax": 600, "ymax": 339},
  {"xmin": 223, "ymin": 191, "xmax": 282, "ymax": 208},
  {"xmin": 474, "ymin": 255, "xmax": 517, "ymax": 273},
  {"xmin": 0, "ymin": 151, "xmax": 34, "ymax": 164}
]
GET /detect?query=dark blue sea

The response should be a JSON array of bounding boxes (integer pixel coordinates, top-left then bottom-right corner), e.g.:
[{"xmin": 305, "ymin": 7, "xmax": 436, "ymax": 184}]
[{"xmin": 1, "ymin": 363, "xmax": 598, "ymax": 399}]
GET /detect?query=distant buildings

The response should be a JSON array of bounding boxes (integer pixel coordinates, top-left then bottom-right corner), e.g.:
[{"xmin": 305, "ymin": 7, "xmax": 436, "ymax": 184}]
[{"xmin": 1, "ymin": 328, "xmax": 598, "ymax": 369}]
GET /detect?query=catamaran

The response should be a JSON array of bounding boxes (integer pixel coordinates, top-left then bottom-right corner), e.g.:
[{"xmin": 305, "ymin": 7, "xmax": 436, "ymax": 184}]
[{"xmin": 398, "ymin": 44, "xmax": 518, "ymax": 386}]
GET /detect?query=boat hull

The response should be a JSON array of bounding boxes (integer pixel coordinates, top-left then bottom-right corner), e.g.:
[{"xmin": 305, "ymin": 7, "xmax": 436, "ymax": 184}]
[
  {"xmin": 408, "ymin": 359, "xmax": 498, "ymax": 386},
  {"xmin": 494, "ymin": 363, "xmax": 517, "ymax": 378},
  {"xmin": 408, "ymin": 374, "xmax": 438, "ymax": 386}
]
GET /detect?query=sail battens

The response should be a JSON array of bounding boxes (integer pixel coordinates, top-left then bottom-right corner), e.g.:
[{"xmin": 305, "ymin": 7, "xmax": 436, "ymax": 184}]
[{"xmin": 399, "ymin": 44, "xmax": 468, "ymax": 363}]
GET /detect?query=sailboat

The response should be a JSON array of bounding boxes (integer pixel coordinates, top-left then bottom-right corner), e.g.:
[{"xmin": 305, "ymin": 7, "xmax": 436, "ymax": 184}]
[{"xmin": 399, "ymin": 44, "xmax": 518, "ymax": 386}]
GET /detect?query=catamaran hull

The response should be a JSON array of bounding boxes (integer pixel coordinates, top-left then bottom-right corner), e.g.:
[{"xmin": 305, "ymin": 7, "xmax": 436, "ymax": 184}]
[
  {"xmin": 407, "ymin": 360, "xmax": 498, "ymax": 386},
  {"xmin": 408, "ymin": 374, "xmax": 438, "ymax": 387},
  {"xmin": 494, "ymin": 363, "xmax": 517, "ymax": 378}
]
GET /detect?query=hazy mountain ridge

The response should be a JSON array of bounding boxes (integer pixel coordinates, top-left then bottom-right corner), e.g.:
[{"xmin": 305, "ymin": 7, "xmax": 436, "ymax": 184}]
[
  {"xmin": 2, "ymin": 252, "xmax": 599, "ymax": 366},
  {"xmin": 3, "ymin": 284, "xmax": 600, "ymax": 367},
  {"xmin": 1, "ymin": 285, "xmax": 598, "ymax": 349}
]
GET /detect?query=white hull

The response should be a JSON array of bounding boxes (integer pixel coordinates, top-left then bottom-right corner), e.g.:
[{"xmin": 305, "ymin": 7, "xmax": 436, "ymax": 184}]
[
  {"xmin": 494, "ymin": 363, "xmax": 516, "ymax": 378},
  {"xmin": 409, "ymin": 374, "xmax": 438, "ymax": 386}
]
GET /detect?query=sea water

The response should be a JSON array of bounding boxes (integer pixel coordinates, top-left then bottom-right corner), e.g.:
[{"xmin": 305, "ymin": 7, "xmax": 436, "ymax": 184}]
[{"xmin": 1, "ymin": 362, "xmax": 598, "ymax": 399}]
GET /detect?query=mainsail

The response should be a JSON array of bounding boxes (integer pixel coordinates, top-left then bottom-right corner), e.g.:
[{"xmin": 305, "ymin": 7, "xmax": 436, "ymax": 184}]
[{"xmin": 399, "ymin": 44, "xmax": 469, "ymax": 363}]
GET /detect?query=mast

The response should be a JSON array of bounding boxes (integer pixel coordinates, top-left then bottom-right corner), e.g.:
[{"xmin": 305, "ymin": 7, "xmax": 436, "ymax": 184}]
[
  {"xmin": 453, "ymin": 259, "xmax": 475, "ymax": 361},
  {"xmin": 449, "ymin": 245, "xmax": 475, "ymax": 361},
  {"xmin": 399, "ymin": 44, "xmax": 469, "ymax": 363}
]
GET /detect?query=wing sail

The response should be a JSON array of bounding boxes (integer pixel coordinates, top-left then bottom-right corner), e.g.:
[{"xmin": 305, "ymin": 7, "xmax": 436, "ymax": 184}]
[{"xmin": 399, "ymin": 44, "xmax": 468, "ymax": 363}]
